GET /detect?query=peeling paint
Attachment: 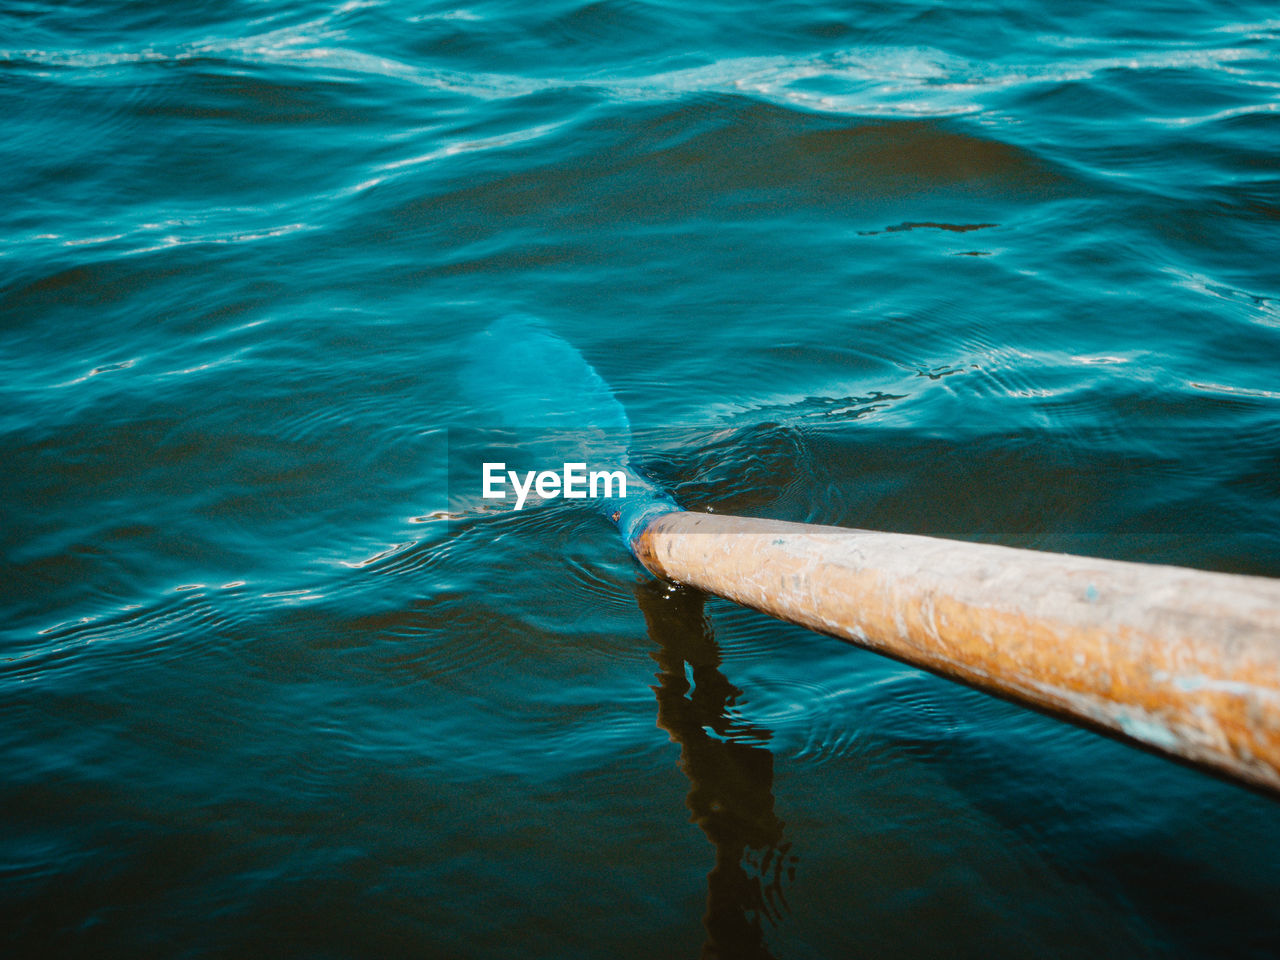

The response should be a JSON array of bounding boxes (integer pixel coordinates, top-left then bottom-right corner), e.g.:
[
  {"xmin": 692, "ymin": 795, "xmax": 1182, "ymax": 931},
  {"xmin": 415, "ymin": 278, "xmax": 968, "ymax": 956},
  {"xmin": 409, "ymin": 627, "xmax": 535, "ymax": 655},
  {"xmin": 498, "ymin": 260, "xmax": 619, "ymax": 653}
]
[{"xmin": 632, "ymin": 510, "xmax": 1280, "ymax": 794}]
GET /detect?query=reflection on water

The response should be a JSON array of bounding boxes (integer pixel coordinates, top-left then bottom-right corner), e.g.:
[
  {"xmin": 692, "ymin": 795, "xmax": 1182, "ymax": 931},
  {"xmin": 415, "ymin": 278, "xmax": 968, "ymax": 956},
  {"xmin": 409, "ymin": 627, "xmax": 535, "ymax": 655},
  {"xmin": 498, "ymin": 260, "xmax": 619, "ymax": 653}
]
[{"xmin": 637, "ymin": 580, "xmax": 795, "ymax": 959}]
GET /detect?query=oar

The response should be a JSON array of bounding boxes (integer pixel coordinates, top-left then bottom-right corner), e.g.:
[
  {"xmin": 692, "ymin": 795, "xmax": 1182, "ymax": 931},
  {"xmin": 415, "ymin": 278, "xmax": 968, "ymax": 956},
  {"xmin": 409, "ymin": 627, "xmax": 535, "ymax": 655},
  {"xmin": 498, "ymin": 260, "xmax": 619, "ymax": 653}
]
[{"xmin": 465, "ymin": 315, "xmax": 1280, "ymax": 795}]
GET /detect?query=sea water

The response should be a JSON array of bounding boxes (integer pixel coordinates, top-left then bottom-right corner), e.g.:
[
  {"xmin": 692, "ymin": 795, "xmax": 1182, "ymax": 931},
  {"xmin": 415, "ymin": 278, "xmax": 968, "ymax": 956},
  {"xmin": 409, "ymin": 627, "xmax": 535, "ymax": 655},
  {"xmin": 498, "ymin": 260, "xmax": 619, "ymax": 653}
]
[{"xmin": 4, "ymin": 1, "xmax": 1280, "ymax": 956}]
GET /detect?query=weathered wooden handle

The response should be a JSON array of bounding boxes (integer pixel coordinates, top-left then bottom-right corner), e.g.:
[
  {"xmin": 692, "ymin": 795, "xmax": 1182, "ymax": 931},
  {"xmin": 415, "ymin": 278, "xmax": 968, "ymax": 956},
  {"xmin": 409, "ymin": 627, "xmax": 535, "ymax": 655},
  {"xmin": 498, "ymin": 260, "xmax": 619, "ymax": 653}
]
[{"xmin": 631, "ymin": 511, "xmax": 1280, "ymax": 793}]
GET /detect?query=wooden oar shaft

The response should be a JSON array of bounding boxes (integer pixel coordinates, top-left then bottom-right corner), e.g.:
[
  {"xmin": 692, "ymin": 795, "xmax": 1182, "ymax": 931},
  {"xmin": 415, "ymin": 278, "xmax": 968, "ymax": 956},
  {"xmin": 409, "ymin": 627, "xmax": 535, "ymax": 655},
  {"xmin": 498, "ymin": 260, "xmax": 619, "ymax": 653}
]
[{"xmin": 632, "ymin": 511, "xmax": 1280, "ymax": 793}]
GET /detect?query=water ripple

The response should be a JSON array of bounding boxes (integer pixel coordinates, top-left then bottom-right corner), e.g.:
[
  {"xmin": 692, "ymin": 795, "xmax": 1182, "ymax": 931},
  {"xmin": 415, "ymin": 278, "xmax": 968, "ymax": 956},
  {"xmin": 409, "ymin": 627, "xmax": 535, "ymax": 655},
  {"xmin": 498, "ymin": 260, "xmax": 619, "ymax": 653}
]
[{"xmin": 5, "ymin": 0, "xmax": 1280, "ymax": 955}]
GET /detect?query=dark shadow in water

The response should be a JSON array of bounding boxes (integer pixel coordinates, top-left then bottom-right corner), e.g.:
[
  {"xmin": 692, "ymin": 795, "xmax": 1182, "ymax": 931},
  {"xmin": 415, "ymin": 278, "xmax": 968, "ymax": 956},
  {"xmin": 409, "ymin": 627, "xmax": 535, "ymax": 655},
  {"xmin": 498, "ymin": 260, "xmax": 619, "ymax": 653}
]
[{"xmin": 636, "ymin": 580, "xmax": 795, "ymax": 960}]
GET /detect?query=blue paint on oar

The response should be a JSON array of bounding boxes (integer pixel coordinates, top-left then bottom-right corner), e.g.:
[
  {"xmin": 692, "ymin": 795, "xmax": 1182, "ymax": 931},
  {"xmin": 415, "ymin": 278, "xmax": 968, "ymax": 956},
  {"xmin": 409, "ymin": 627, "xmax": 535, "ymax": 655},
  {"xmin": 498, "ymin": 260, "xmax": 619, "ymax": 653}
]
[
  {"xmin": 461, "ymin": 314, "xmax": 676, "ymax": 547},
  {"xmin": 460, "ymin": 313, "xmax": 629, "ymax": 433}
]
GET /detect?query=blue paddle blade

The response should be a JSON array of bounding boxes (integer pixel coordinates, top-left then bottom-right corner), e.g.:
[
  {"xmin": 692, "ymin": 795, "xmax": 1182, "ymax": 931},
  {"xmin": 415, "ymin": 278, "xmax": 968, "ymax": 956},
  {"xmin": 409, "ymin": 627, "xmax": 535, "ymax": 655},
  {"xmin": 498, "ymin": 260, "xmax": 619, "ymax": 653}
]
[
  {"xmin": 460, "ymin": 313, "xmax": 630, "ymax": 433},
  {"xmin": 460, "ymin": 313, "xmax": 675, "ymax": 545}
]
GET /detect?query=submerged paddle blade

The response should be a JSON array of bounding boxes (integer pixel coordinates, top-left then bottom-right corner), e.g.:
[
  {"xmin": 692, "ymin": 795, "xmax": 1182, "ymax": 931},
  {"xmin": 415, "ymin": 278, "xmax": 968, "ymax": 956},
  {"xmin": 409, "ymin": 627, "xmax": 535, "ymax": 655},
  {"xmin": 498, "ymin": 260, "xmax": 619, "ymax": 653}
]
[
  {"xmin": 460, "ymin": 314, "xmax": 675, "ymax": 541},
  {"xmin": 460, "ymin": 313, "xmax": 630, "ymax": 436}
]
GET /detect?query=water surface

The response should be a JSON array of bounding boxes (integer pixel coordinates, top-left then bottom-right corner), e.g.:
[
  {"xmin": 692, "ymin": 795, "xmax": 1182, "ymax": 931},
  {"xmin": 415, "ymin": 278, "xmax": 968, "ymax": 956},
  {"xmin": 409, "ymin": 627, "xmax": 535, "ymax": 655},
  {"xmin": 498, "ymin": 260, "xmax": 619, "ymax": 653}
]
[{"xmin": 4, "ymin": 1, "xmax": 1280, "ymax": 956}]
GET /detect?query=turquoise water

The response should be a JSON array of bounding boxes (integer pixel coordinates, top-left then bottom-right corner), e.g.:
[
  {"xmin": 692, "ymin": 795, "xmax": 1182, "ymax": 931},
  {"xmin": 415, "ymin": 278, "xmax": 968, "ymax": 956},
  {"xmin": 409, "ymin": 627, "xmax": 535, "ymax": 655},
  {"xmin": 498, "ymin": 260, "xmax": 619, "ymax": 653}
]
[{"xmin": 4, "ymin": 1, "xmax": 1280, "ymax": 956}]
